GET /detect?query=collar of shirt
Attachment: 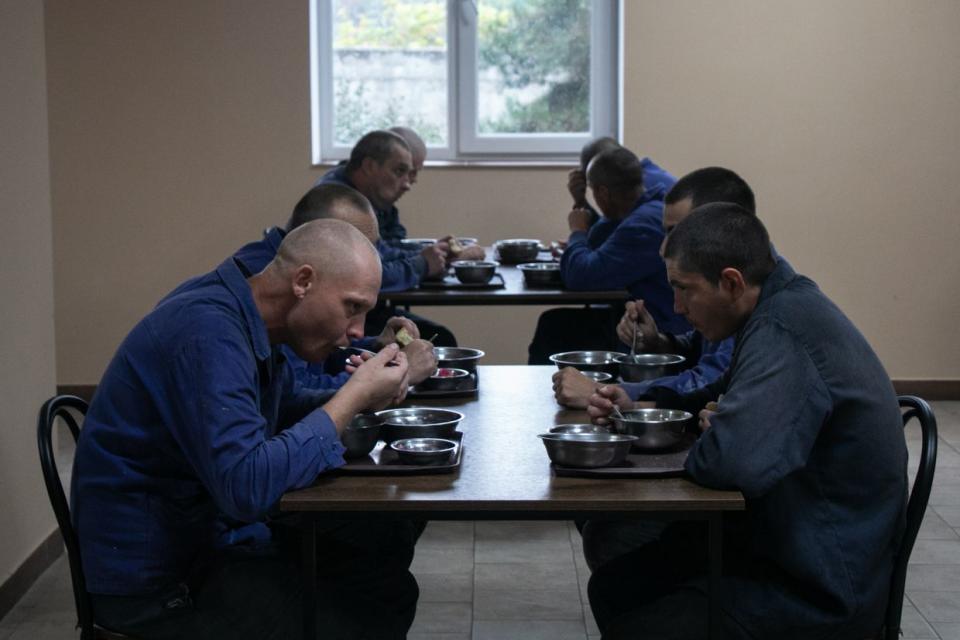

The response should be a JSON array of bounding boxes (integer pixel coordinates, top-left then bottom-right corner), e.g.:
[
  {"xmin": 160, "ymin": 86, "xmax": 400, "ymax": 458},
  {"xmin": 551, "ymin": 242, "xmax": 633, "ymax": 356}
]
[
  {"xmin": 214, "ymin": 257, "xmax": 272, "ymax": 362},
  {"xmin": 263, "ymin": 226, "xmax": 286, "ymax": 254}
]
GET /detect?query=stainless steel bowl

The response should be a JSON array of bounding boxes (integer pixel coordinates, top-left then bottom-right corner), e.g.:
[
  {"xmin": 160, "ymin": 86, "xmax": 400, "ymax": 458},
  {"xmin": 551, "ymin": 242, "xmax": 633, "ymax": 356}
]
[
  {"xmin": 518, "ymin": 262, "xmax": 561, "ymax": 286},
  {"xmin": 548, "ymin": 351, "xmax": 626, "ymax": 376},
  {"xmin": 455, "ymin": 237, "xmax": 478, "ymax": 246},
  {"xmin": 610, "ymin": 408, "xmax": 692, "ymax": 450},
  {"xmin": 549, "ymin": 423, "xmax": 613, "ymax": 435},
  {"xmin": 376, "ymin": 407, "xmax": 464, "ymax": 443},
  {"xmin": 538, "ymin": 433, "xmax": 637, "ymax": 468},
  {"xmin": 420, "ymin": 367, "xmax": 470, "ymax": 391},
  {"xmin": 451, "ymin": 260, "xmax": 497, "ymax": 284},
  {"xmin": 615, "ymin": 353, "xmax": 686, "ymax": 383},
  {"xmin": 495, "ymin": 239, "xmax": 541, "ymax": 264},
  {"xmin": 581, "ymin": 371, "xmax": 613, "ymax": 383},
  {"xmin": 341, "ymin": 413, "xmax": 384, "ymax": 459},
  {"xmin": 433, "ymin": 347, "xmax": 485, "ymax": 373},
  {"xmin": 390, "ymin": 438, "xmax": 458, "ymax": 465}
]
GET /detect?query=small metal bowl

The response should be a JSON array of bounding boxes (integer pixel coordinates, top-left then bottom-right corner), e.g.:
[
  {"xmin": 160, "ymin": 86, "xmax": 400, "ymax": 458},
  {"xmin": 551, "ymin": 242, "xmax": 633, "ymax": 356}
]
[
  {"xmin": 495, "ymin": 239, "xmax": 541, "ymax": 264},
  {"xmin": 549, "ymin": 351, "xmax": 626, "ymax": 376},
  {"xmin": 376, "ymin": 407, "xmax": 464, "ymax": 443},
  {"xmin": 455, "ymin": 237, "xmax": 478, "ymax": 246},
  {"xmin": 549, "ymin": 423, "xmax": 612, "ymax": 435},
  {"xmin": 433, "ymin": 347, "xmax": 485, "ymax": 373},
  {"xmin": 610, "ymin": 408, "xmax": 693, "ymax": 451},
  {"xmin": 538, "ymin": 433, "xmax": 637, "ymax": 468},
  {"xmin": 581, "ymin": 371, "xmax": 614, "ymax": 383},
  {"xmin": 420, "ymin": 367, "xmax": 470, "ymax": 391},
  {"xmin": 341, "ymin": 414, "xmax": 384, "ymax": 459},
  {"xmin": 518, "ymin": 262, "xmax": 561, "ymax": 286},
  {"xmin": 390, "ymin": 438, "xmax": 458, "ymax": 465},
  {"xmin": 451, "ymin": 260, "xmax": 498, "ymax": 284},
  {"xmin": 615, "ymin": 353, "xmax": 686, "ymax": 383}
]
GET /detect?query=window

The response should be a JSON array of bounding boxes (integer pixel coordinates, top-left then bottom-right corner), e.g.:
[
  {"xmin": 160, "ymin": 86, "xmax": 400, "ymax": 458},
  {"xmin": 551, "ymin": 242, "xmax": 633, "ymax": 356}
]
[{"xmin": 311, "ymin": 0, "xmax": 619, "ymax": 163}]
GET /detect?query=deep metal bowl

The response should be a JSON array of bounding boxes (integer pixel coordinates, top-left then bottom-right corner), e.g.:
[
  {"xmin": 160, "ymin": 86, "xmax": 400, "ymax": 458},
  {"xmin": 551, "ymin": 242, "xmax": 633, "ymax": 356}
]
[
  {"xmin": 580, "ymin": 371, "xmax": 614, "ymax": 383},
  {"xmin": 390, "ymin": 438, "xmax": 458, "ymax": 465},
  {"xmin": 451, "ymin": 260, "xmax": 498, "ymax": 284},
  {"xmin": 615, "ymin": 353, "xmax": 687, "ymax": 383},
  {"xmin": 538, "ymin": 433, "xmax": 637, "ymax": 468},
  {"xmin": 610, "ymin": 408, "xmax": 693, "ymax": 451},
  {"xmin": 341, "ymin": 413, "xmax": 384, "ymax": 459},
  {"xmin": 433, "ymin": 347, "xmax": 485, "ymax": 373},
  {"xmin": 518, "ymin": 262, "xmax": 561, "ymax": 286},
  {"xmin": 420, "ymin": 367, "xmax": 471, "ymax": 391},
  {"xmin": 376, "ymin": 408, "xmax": 464, "ymax": 443},
  {"xmin": 495, "ymin": 239, "xmax": 541, "ymax": 264},
  {"xmin": 549, "ymin": 423, "xmax": 613, "ymax": 435},
  {"xmin": 455, "ymin": 237, "xmax": 478, "ymax": 246},
  {"xmin": 548, "ymin": 351, "xmax": 626, "ymax": 376}
]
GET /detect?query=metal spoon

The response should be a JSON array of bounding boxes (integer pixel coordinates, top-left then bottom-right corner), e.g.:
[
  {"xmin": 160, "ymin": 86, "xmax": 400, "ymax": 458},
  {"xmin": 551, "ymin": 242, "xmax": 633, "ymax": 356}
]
[{"xmin": 630, "ymin": 321, "xmax": 640, "ymax": 357}]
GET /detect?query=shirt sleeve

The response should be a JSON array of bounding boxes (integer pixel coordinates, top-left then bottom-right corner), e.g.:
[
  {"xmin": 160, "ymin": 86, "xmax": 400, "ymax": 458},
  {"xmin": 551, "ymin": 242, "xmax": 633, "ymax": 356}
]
[
  {"xmin": 378, "ymin": 242, "xmax": 427, "ymax": 291},
  {"xmin": 163, "ymin": 330, "xmax": 345, "ymax": 523},
  {"xmin": 683, "ymin": 321, "xmax": 832, "ymax": 499},
  {"xmin": 623, "ymin": 336, "xmax": 734, "ymax": 399}
]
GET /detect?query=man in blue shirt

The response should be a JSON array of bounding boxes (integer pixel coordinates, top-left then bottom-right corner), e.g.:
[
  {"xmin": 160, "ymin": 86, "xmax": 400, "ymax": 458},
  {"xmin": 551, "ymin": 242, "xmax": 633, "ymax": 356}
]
[
  {"xmin": 587, "ymin": 205, "xmax": 907, "ymax": 639},
  {"xmin": 73, "ymin": 220, "xmax": 421, "ymax": 639},
  {"xmin": 528, "ymin": 146, "xmax": 690, "ymax": 364}
]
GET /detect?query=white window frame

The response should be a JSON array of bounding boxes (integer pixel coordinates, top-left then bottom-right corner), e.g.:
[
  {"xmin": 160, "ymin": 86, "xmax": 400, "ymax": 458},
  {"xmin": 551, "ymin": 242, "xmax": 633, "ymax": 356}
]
[{"xmin": 310, "ymin": 0, "xmax": 620, "ymax": 164}]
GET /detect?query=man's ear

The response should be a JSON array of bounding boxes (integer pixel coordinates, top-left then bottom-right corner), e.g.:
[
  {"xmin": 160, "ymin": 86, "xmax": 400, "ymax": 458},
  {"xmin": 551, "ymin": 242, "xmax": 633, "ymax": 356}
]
[
  {"xmin": 291, "ymin": 264, "xmax": 315, "ymax": 299},
  {"xmin": 718, "ymin": 267, "xmax": 747, "ymax": 300}
]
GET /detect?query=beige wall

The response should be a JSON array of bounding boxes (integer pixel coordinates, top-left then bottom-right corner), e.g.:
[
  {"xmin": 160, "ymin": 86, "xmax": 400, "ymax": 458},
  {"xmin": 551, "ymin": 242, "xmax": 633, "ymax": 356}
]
[
  {"xmin": 46, "ymin": 0, "xmax": 959, "ymax": 384},
  {"xmin": 0, "ymin": 0, "xmax": 58, "ymax": 584}
]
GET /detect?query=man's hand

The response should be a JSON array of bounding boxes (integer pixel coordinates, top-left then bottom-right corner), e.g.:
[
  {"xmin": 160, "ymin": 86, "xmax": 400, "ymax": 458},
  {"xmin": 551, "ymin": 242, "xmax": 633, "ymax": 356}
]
[
  {"xmin": 567, "ymin": 168, "xmax": 587, "ymax": 208},
  {"xmin": 455, "ymin": 245, "xmax": 486, "ymax": 261},
  {"xmin": 699, "ymin": 401, "xmax": 719, "ymax": 432},
  {"xmin": 374, "ymin": 316, "xmax": 420, "ymax": 349},
  {"xmin": 403, "ymin": 339, "xmax": 439, "ymax": 385},
  {"xmin": 616, "ymin": 300, "xmax": 669, "ymax": 353},
  {"xmin": 568, "ymin": 207, "xmax": 592, "ymax": 233},
  {"xmin": 552, "ymin": 367, "xmax": 600, "ymax": 409},
  {"xmin": 325, "ymin": 345, "xmax": 410, "ymax": 430},
  {"xmin": 587, "ymin": 384, "xmax": 635, "ymax": 426},
  {"xmin": 420, "ymin": 243, "xmax": 447, "ymax": 278}
]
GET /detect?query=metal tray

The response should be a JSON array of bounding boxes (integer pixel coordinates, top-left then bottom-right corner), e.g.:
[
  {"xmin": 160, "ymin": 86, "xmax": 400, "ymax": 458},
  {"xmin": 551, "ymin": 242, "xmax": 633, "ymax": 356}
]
[
  {"xmin": 418, "ymin": 273, "xmax": 505, "ymax": 290},
  {"xmin": 407, "ymin": 371, "xmax": 479, "ymax": 398},
  {"xmin": 552, "ymin": 434, "xmax": 695, "ymax": 478},
  {"xmin": 337, "ymin": 431, "xmax": 463, "ymax": 475}
]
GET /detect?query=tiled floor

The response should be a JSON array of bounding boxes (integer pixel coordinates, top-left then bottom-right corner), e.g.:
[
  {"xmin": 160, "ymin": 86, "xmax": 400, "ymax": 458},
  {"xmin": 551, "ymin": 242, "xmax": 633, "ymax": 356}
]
[{"xmin": 3, "ymin": 401, "xmax": 959, "ymax": 639}]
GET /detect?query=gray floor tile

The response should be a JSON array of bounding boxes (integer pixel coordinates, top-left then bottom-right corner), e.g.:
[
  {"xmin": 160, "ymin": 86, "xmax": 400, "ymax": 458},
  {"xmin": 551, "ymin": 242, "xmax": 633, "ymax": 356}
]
[
  {"xmin": 908, "ymin": 539, "xmax": 960, "ymax": 565},
  {"xmin": 0, "ymin": 627, "xmax": 15, "ymax": 640},
  {"xmin": 919, "ymin": 510, "xmax": 960, "ymax": 539},
  {"xmin": 473, "ymin": 587, "xmax": 583, "ymax": 621},
  {"xmin": 936, "ymin": 506, "xmax": 960, "ymax": 527},
  {"xmin": 475, "ymin": 521, "xmax": 572, "ymax": 544},
  {"xmin": 899, "ymin": 598, "xmax": 939, "ymax": 638},
  {"xmin": 474, "ymin": 562, "xmax": 577, "ymax": 591},
  {"xmin": 412, "ymin": 546, "xmax": 475, "ymax": 574},
  {"xmin": 418, "ymin": 572, "xmax": 474, "ymax": 603},
  {"xmin": 6, "ymin": 621, "xmax": 77, "ymax": 640},
  {"xmin": 910, "ymin": 590, "xmax": 960, "ymax": 623},
  {"xmin": 907, "ymin": 563, "xmax": 960, "ymax": 591},
  {"xmin": 931, "ymin": 482, "xmax": 960, "ymax": 507},
  {"xmin": 419, "ymin": 522, "xmax": 475, "ymax": 549},
  {"xmin": 408, "ymin": 634, "xmax": 470, "ymax": 640},
  {"xmin": 475, "ymin": 538, "xmax": 574, "ymax": 564},
  {"xmin": 473, "ymin": 619, "xmax": 587, "ymax": 640},
  {"xmin": 407, "ymin": 602, "xmax": 472, "ymax": 635},
  {"xmin": 932, "ymin": 621, "xmax": 960, "ymax": 640}
]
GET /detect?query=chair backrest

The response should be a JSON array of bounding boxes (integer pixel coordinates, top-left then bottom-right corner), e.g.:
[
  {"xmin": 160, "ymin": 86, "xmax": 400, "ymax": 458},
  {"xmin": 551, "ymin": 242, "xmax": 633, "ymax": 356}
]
[
  {"xmin": 37, "ymin": 394, "xmax": 95, "ymax": 639},
  {"xmin": 885, "ymin": 395, "xmax": 938, "ymax": 640}
]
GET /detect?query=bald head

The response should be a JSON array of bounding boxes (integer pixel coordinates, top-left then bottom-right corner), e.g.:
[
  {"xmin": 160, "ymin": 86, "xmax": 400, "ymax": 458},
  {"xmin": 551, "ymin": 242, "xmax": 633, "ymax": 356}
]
[
  {"xmin": 388, "ymin": 126, "xmax": 426, "ymax": 165},
  {"xmin": 286, "ymin": 184, "xmax": 379, "ymax": 243},
  {"xmin": 273, "ymin": 218, "xmax": 380, "ymax": 284}
]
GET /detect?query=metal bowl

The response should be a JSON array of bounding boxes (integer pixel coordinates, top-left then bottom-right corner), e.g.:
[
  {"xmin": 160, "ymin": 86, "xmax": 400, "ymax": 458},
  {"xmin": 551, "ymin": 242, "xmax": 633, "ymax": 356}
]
[
  {"xmin": 420, "ymin": 367, "xmax": 471, "ymax": 391},
  {"xmin": 610, "ymin": 408, "xmax": 693, "ymax": 451},
  {"xmin": 549, "ymin": 423, "xmax": 613, "ymax": 435},
  {"xmin": 581, "ymin": 371, "xmax": 613, "ymax": 383},
  {"xmin": 376, "ymin": 407, "xmax": 464, "ymax": 443},
  {"xmin": 518, "ymin": 262, "xmax": 561, "ymax": 286},
  {"xmin": 433, "ymin": 347, "xmax": 485, "ymax": 373},
  {"xmin": 615, "ymin": 353, "xmax": 686, "ymax": 383},
  {"xmin": 495, "ymin": 239, "xmax": 541, "ymax": 264},
  {"xmin": 455, "ymin": 237, "xmax": 478, "ymax": 246},
  {"xmin": 390, "ymin": 438, "xmax": 458, "ymax": 465},
  {"xmin": 538, "ymin": 433, "xmax": 637, "ymax": 468},
  {"xmin": 548, "ymin": 351, "xmax": 626, "ymax": 376},
  {"xmin": 341, "ymin": 413, "xmax": 384, "ymax": 459},
  {"xmin": 451, "ymin": 260, "xmax": 497, "ymax": 284}
]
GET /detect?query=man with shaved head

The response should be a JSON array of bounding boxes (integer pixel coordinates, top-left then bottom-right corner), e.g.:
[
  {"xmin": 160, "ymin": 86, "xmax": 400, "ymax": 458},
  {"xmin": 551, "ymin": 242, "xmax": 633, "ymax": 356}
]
[{"xmin": 73, "ymin": 219, "xmax": 421, "ymax": 638}]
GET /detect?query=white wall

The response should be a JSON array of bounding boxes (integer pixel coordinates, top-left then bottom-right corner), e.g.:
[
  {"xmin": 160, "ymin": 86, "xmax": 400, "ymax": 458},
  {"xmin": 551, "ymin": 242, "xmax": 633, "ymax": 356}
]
[{"xmin": 0, "ymin": 0, "xmax": 58, "ymax": 585}]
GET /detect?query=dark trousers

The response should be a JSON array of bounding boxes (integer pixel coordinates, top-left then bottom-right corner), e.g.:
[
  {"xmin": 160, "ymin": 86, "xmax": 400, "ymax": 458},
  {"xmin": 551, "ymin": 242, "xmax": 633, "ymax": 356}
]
[
  {"xmin": 527, "ymin": 305, "xmax": 626, "ymax": 365},
  {"xmin": 92, "ymin": 518, "xmax": 422, "ymax": 640},
  {"xmin": 366, "ymin": 302, "xmax": 457, "ymax": 348}
]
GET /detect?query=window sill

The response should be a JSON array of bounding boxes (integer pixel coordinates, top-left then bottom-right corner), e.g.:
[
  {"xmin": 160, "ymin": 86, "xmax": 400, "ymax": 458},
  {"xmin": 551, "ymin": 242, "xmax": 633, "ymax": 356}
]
[{"xmin": 313, "ymin": 158, "xmax": 577, "ymax": 170}]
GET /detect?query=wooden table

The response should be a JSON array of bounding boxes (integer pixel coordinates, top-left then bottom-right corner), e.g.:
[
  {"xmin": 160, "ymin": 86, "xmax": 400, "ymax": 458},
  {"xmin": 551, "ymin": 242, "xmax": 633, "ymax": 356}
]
[
  {"xmin": 380, "ymin": 249, "xmax": 629, "ymax": 307},
  {"xmin": 281, "ymin": 366, "xmax": 744, "ymax": 637}
]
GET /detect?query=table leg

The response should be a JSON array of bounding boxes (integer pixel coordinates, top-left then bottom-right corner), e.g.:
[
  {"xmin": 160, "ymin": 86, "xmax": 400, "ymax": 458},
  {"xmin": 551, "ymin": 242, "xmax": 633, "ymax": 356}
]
[
  {"xmin": 708, "ymin": 512, "xmax": 722, "ymax": 639},
  {"xmin": 301, "ymin": 516, "xmax": 316, "ymax": 639}
]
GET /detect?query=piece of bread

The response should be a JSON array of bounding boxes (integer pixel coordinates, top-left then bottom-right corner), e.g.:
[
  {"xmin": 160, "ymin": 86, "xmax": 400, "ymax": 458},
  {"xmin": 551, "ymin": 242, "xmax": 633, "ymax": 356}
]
[
  {"xmin": 449, "ymin": 237, "xmax": 463, "ymax": 254},
  {"xmin": 395, "ymin": 327, "xmax": 414, "ymax": 347}
]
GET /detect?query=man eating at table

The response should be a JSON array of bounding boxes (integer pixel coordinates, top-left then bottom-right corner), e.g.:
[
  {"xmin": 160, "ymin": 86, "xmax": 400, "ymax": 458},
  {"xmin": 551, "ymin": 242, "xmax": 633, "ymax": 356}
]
[
  {"xmin": 586, "ymin": 204, "xmax": 907, "ymax": 639},
  {"xmin": 72, "ymin": 220, "xmax": 421, "ymax": 639}
]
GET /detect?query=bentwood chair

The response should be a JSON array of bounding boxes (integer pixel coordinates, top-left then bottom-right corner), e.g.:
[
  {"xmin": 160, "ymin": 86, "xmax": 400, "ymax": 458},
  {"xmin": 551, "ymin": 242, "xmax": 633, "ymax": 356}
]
[
  {"xmin": 882, "ymin": 396, "xmax": 938, "ymax": 640},
  {"xmin": 37, "ymin": 395, "xmax": 134, "ymax": 640}
]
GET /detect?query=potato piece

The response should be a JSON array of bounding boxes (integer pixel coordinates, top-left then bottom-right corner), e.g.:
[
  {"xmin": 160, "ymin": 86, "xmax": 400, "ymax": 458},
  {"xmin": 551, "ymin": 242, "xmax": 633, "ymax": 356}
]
[
  {"xmin": 395, "ymin": 327, "xmax": 415, "ymax": 347},
  {"xmin": 448, "ymin": 237, "xmax": 463, "ymax": 255}
]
